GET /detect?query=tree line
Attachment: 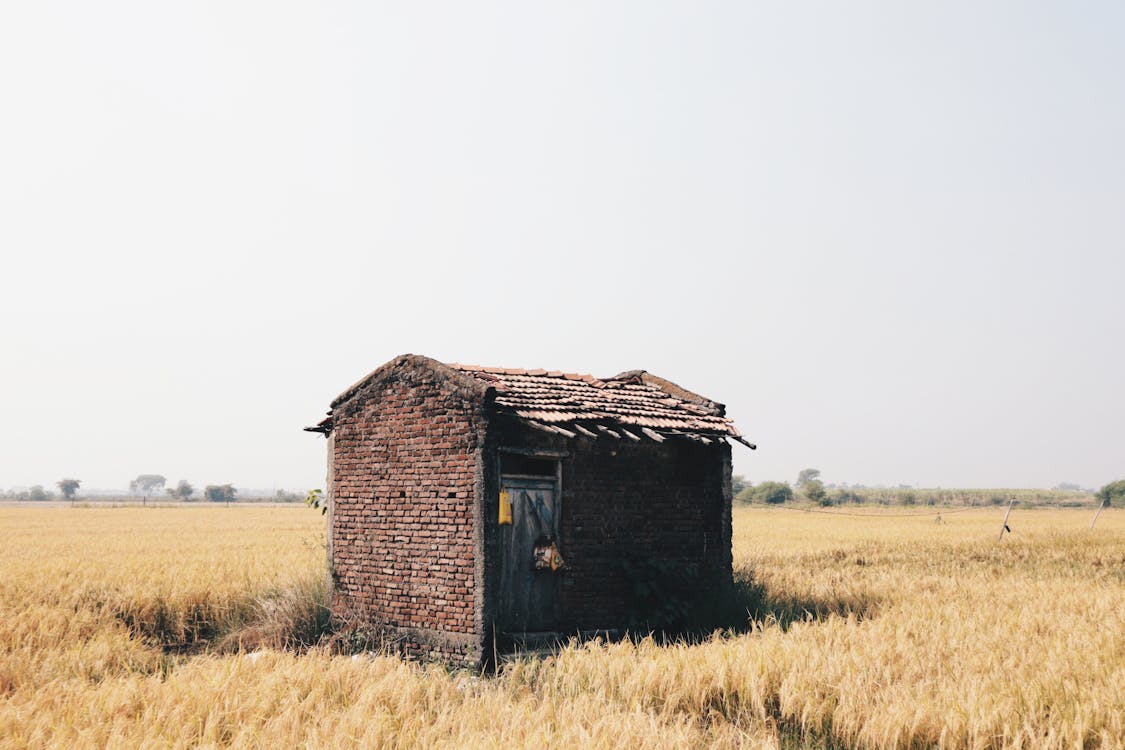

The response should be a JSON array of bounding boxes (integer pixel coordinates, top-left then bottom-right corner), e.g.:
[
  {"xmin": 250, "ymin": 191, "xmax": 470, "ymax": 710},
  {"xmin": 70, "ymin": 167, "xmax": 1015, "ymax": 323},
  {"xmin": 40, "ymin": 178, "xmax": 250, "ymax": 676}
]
[
  {"xmin": 126, "ymin": 475, "xmax": 238, "ymax": 503},
  {"xmin": 5, "ymin": 476, "xmax": 240, "ymax": 504},
  {"xmin": 733, "ymin": 470, "xmax": 1125, "ymax": 508}
]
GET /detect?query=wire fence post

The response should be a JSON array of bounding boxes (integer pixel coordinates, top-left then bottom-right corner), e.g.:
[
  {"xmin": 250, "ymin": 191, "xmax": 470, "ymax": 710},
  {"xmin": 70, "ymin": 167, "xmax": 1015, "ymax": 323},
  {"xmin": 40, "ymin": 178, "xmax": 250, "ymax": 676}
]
[
  {"xmin": 997, "ymin": 497, "xmax": 1015, "ymax": 541},
  {"xmin": 1090, "ymin": 499, "xmax": 1107, "ymax": 530}
]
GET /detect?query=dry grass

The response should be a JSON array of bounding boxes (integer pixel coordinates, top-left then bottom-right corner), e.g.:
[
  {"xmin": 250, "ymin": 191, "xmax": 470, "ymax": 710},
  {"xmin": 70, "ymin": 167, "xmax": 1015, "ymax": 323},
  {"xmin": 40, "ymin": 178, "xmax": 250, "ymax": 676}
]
[{"xmin": 1, "ymin": 504, "xmax": 1123, "ymax": 749}]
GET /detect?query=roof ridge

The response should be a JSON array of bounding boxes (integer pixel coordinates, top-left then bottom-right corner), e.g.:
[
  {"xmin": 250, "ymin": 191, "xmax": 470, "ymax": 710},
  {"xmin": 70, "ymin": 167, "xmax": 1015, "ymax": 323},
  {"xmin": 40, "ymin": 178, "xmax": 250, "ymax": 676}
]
[{"xmin": 447, "ymin": 361, "xmax": 603, "ymax": 385}]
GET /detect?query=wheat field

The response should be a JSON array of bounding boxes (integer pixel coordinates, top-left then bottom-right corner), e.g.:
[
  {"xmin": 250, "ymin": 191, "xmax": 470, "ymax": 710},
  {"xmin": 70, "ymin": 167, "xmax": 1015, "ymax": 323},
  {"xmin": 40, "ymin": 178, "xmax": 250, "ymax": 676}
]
[{"xmin": 1, "ymin": 503, "xmax": 1122, "ymax": 749}]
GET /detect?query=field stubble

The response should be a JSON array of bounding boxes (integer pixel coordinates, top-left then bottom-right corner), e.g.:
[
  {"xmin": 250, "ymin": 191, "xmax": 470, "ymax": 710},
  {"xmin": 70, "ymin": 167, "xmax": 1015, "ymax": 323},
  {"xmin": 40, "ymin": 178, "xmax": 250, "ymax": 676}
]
[{"xmin": 1, "ymin": 505, "xmax": 1123, "ymax": 749}]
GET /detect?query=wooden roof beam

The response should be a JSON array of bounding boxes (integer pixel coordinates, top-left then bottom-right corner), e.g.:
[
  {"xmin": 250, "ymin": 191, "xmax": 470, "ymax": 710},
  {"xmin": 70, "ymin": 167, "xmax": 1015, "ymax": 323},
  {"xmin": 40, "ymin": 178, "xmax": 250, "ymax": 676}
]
[
  {"xmin": 527, "ymin": 421, "xmax": 576, "ymax": 439},
  {"xmin": 572, "ymin": 424, "xmax": 599, "ymax": 439}
]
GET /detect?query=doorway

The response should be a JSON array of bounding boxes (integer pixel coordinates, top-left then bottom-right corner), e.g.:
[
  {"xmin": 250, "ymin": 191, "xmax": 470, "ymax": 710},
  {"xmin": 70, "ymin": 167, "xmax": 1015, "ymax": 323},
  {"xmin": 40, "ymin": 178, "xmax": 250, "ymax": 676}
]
[{"xmin": 497, "ymin": 453, "xmax": 561, "ymax": 633}]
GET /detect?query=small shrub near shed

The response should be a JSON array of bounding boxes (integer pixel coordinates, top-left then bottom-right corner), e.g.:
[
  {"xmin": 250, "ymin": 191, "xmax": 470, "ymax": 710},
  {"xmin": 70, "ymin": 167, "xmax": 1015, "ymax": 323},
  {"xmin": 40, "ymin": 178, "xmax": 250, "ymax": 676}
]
[{"xmin": 736, "ymin": 481, "xmax": 792, "ymax": 505}]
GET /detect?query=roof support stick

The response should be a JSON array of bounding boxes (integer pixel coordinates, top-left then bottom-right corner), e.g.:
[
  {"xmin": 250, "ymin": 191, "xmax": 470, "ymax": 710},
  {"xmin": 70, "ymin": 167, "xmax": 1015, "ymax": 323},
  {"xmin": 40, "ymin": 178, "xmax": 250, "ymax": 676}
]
[
  {"xmin": 527, "ymin": 421, "xmax": 559, "ymax": 436},
  {"xmin": 572, "ymin": 424, "xmax": 598, "ymax": 439}
]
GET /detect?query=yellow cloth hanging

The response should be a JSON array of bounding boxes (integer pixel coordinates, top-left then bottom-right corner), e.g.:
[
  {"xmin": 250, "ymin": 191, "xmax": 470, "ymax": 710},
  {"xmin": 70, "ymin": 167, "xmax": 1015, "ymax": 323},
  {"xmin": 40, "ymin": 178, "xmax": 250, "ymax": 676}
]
[{"xmin": 498, "ymin": 488, "xmax": 512, "ymax": 525}]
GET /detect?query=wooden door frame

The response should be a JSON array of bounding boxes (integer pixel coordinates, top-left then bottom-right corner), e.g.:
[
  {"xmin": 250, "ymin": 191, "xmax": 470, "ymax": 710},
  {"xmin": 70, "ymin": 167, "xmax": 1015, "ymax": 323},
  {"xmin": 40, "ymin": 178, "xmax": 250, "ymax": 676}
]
[
  {"xmin": 494, "ymin": 447, "xmax": 565, "ymax": 634},
  {"xmin": 495, "ymin": 446, "xmax": 565, "ymax": 516}
]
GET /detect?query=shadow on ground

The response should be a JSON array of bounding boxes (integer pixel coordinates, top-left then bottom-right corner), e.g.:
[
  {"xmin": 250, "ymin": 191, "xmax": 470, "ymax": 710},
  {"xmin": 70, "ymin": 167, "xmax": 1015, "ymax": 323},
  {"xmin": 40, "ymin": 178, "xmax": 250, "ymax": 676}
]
[
  {"xmin": 498, "ymin": 571, "xmax": 882, "ymax": 658},
  {"xmin": 647, "ymin": 571, "xmax": 882, "ymax": 646},
  {"xmin": 104, "ymin": 568, "xmax": 881, "ymax": 661}
]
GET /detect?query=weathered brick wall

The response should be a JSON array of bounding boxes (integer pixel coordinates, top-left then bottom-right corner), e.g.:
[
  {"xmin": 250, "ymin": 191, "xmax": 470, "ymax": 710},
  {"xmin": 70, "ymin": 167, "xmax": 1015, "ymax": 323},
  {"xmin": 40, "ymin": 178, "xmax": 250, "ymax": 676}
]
[
  {"xmin": 329, "ymin": 359, "xmax": 487, "ymax": 665},
  {"xmin": 482, "ymin": 421, "xmax": 732, "ymax": 634},
  {"xmin": 559, "ymin": 438, "xmax": 731, "ymax": 628}
]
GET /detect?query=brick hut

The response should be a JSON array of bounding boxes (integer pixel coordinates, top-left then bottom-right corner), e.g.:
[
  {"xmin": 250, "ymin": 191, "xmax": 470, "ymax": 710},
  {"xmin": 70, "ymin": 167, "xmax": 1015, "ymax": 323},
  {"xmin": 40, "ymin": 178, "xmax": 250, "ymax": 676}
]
[{"xmin": 306, "ymin": 354, "xmax": 753, "ymax": 668}]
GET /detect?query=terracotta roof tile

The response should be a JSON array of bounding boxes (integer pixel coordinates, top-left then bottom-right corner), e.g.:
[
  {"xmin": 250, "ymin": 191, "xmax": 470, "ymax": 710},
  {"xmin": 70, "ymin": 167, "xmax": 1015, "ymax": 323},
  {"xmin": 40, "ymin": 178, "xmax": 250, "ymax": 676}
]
[{"xmin": 446, "ymin": 362, "xmax": 744, "ymax": 440}]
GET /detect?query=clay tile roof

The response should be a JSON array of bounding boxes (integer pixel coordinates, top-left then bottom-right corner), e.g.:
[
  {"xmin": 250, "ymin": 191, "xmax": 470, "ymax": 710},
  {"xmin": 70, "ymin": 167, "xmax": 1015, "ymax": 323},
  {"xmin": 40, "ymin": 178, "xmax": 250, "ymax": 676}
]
[{"xmin": 445, "ymin": 362, "xmax": 749, "ymax": 444}]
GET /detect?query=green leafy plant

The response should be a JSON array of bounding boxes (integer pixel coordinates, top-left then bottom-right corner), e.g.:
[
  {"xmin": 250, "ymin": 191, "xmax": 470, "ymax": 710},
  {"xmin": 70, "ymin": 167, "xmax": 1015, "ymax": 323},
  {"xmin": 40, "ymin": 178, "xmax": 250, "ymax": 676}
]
[{"xmin": 305, "ymin": 489, "xmax": 327, "ymax": 515}]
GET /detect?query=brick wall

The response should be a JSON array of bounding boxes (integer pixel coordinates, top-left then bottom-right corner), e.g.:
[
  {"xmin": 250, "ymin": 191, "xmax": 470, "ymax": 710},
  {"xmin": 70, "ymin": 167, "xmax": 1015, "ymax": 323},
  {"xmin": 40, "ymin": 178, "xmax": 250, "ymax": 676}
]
[
  {"xmin": 559, "ymin": 438, "xmax": 731, "ymax": 628},
  {"xmin": 482, "ymin": 420, "xmax": 732, "ymax": 634},
  {"xmin": 328, "ymin": 359, "xmax": 487, "ymax": 665}
]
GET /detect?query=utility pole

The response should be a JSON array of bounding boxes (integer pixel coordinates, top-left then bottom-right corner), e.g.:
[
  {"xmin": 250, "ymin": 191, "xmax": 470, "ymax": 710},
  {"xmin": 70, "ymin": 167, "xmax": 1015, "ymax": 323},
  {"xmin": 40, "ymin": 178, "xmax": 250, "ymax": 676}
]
[
  {"xmin": 997, "ymin": 497, "xmax": 1015, "ymax": 541},
  {"xmin": 1090, "ymin": 499, "xmax": 1107, "ymax": 530}
]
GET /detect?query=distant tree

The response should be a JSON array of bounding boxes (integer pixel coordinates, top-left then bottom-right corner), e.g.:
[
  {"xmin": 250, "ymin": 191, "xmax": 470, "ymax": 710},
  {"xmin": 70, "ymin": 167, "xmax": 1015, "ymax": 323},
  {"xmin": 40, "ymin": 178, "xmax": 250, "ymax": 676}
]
[
  {"xmin": 832, "ymin": 489, "xmax": 863, "ymax": 505},
  {"xmin": 1096, "ymin": 480, "xmax": 1125, "ymax": 508},
  {"xmin": 204, "ymin": 484, "xmax": 237, "ymax": 504},
  {"xmin": 57, "ymin": 478, "xmax": 81, "ymax": 502},
  {"xmin": 731, "ymin": 474, "xmax": 750, "ymax": 495},
  {"xmin": 803, "ymin": 479, "xmax": 827, "ymax": 505},
  {"xmin": 167, "ymin": 480, "xmax": 195, "ymax": 501},
  {"xmin": 752, "ymin": 481, "xmax": 793, "ymax": 505},
  {"xmin": 29, "ymin": 485, "xmax": 50, "ymax": 502},
  {"xmin": 275, "ymin": 489, "xmax": 302, "ymax": 503},
  {"xmin": 1053, "ymin": 482, "xmax": 1083, "ymax": 492},
  {"xmin": 796, "ymin": 468, "xmax": 821, "ymax": 488},
  {"xmin": 129, "ymin": 475, "xmax": 166, "ymax": 496}
]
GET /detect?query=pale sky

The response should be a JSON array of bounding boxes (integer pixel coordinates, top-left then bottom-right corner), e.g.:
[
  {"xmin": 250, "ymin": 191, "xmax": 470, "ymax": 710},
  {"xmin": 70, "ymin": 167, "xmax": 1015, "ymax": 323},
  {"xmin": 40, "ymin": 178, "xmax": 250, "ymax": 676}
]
[{"xmin": 2, "ymin": 1, "xmax": 1123, "ymax": 493}]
